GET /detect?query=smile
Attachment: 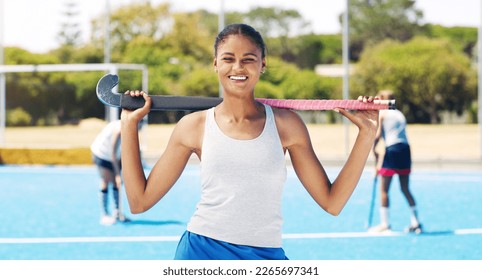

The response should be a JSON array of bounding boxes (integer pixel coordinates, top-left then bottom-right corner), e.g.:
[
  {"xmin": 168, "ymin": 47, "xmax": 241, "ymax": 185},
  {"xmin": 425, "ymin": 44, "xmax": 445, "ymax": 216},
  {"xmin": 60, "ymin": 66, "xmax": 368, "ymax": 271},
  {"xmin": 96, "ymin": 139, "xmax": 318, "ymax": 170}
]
[{"xmin": 229, "ymin": 75, "xmax": 248, "ymax": 81}]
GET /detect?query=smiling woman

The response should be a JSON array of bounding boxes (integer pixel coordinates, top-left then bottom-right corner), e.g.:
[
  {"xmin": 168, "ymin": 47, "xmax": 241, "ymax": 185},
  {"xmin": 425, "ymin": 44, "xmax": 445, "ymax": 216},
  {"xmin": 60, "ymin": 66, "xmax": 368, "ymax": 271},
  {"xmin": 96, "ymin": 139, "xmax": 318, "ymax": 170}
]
[{"xmin": 118, "ymin": 23, "xmax": 380, "ymax": 260}]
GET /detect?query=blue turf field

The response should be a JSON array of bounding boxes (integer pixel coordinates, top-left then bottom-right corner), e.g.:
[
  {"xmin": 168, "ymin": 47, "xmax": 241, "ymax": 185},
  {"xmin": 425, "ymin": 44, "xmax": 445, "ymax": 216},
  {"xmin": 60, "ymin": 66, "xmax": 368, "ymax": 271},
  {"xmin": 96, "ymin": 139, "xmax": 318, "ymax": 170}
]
[{"xmin": 1, "ymin": 164, "xmax": 481, "ymax": 260}]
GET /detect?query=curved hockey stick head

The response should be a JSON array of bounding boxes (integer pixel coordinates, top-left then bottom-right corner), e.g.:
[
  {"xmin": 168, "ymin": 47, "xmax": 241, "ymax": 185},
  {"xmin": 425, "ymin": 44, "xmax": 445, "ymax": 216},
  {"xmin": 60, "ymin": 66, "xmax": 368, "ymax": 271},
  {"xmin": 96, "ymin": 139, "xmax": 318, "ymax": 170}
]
[{"xmin": 96, "ymin": 74, "xmax": 121, "ymax": 107}]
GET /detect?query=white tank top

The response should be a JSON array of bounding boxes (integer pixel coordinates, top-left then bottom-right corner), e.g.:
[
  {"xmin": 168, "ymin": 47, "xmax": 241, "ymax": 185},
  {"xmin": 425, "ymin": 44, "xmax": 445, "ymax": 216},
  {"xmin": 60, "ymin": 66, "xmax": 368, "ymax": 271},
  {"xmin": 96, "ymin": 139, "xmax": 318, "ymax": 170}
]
[
  {"xmin": 90, "ymin": 120, "xmax": 121, "ymax": 162},
  {"xmin": 187, "ymin": 104, "xmax": 287, "ymax": 247},
  {"xmin": 381, "ymin": 110, "xmax": 409, "ymax": 147}
]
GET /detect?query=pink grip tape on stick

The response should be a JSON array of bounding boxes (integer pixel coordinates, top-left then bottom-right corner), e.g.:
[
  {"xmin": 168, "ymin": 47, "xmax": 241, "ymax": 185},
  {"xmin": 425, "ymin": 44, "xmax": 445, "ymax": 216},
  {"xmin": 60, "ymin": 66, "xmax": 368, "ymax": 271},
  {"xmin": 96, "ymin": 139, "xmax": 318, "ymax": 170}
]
[{"xmin": 255, "ymin": 98, "xmax": 396, "ymax": 111}]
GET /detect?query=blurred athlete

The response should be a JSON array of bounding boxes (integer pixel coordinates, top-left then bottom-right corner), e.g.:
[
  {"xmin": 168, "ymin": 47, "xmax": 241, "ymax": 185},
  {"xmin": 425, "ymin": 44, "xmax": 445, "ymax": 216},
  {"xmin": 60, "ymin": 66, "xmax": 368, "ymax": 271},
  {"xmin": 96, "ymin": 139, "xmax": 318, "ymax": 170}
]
[{"xmin": 371, "ymin": 90, "xmax": 422, "ymax": 233}]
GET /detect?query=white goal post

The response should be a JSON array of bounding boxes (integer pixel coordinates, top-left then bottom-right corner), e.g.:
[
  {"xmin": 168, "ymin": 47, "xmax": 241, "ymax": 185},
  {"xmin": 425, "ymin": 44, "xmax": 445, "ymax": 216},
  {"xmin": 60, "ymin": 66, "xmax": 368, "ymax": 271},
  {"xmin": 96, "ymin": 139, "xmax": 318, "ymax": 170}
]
[{"xmin": 0, "ymin": 63, "xmax": 148, "ymax": 145}]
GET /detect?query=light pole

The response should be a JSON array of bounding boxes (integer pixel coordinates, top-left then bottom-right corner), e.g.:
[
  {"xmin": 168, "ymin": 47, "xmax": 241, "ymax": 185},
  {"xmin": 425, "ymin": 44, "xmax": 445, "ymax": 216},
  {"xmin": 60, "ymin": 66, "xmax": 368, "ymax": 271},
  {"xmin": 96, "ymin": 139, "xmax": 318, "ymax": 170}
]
[
  {"xmin": 0, "ymin": 0, "xmax": 5, "ymax": 145},
  {"xmin": 104, "ymin": 0, "xmax": 118, "ymax": 122},
  {"xmin": 342, "ymin": 0, "xmax": 350, "ymax": 155},
  {"xmin": 218, "ymin": 0, "xmax": 225, "ymax": 98},
  {"xmin": 478, "ymin": 0, "xmax": 482, "ymax": 160}
]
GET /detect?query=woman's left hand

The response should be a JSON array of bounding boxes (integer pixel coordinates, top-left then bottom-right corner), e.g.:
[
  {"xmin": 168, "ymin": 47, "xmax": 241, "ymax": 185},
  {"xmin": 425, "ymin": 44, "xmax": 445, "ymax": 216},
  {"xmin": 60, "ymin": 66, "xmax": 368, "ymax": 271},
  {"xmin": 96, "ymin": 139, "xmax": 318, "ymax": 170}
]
[{"xmin": 335, "ymin": 96, "xmax": 379, "ymax": 136}]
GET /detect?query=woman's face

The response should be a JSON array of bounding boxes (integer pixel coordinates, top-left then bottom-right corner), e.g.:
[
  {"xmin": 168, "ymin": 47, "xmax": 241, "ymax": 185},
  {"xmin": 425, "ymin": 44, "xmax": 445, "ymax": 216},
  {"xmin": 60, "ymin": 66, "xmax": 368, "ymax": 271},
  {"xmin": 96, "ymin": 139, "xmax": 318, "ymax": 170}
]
[{"xmin": 214, "ymin": 34, "xmax": 266, "ymax": 97}]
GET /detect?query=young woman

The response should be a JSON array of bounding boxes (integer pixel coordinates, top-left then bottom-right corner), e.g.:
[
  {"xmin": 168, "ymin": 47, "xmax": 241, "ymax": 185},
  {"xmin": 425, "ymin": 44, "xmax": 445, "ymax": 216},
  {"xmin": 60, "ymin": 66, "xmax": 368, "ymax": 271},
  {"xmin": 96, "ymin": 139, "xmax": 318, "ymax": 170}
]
[
  {"xmin": 91, "ymin": 119, "xmax": 126, "ymax": 225},
  {"xmin": 120, "ymin": 23, "xmax": 379, "ymax": 259},
  {"xmin": 371, "ymin": 89, "xmax": 422, "ymax": 233}
]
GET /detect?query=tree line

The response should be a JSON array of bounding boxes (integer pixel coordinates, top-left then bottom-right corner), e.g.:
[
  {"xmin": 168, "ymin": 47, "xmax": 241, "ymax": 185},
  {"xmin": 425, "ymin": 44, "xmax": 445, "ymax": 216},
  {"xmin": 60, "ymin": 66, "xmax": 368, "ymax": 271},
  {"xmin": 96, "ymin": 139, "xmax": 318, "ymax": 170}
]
[{"xmin": 4, "ymin": 0, "xmax": 478, "ymax": 126}]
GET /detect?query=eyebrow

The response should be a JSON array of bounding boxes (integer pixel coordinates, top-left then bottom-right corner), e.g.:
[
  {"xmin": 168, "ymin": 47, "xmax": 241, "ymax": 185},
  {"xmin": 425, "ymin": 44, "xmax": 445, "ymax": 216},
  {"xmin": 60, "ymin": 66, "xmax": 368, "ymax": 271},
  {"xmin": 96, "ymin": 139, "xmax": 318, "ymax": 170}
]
[{"xmin": 220, "ymin": 52, "xmax": 259, "ymax": 57}]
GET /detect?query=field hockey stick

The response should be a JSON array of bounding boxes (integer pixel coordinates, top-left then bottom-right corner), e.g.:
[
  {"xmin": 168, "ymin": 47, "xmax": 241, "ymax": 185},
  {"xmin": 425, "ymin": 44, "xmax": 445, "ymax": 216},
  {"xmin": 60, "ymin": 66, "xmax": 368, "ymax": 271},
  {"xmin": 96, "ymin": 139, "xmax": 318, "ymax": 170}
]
[
  {"xmin": 96, "ymin": 74, "xmax": 396, "ymax": 111},
  {"xmin": 366, "ymin": 174, "xmax": 379, "ymax": 229}
]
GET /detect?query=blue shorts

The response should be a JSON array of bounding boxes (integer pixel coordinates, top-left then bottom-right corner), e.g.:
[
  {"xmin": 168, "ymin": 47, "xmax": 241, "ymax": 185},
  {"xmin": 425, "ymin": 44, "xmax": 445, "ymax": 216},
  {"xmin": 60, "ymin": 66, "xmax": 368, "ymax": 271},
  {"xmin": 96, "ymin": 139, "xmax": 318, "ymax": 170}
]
[
  {"xmin": 174, "ymin": 231, "xmax": 289, "ymax": 260},
  {"xmin": 92, "ymin": 155, "xmax": 121, "ymax": 172},
  {"xmin": 379, "ymin": 143, "xmax": 411, "ymax": 176}
]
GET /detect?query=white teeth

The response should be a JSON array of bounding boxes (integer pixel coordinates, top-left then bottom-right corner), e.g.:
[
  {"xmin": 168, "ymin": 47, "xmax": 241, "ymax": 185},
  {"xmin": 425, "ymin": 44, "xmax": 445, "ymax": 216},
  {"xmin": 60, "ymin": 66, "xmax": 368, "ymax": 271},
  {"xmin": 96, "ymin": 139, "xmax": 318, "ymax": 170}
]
[{"xmin": 230, "ymin": 76, "xmax": 247, "ymax": 80}]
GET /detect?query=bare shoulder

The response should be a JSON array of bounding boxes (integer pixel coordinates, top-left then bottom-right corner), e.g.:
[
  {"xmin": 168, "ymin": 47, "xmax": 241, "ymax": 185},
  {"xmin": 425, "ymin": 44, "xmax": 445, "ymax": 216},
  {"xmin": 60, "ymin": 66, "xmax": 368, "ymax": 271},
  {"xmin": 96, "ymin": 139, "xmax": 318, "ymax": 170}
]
[
  {"xmin": 271, "ymin": 107, "xmax": 309, "ymax": 148},
  {"xmin": 171, "ymin": 110, "xmax": 206, "ymax": 151},
  {"xmin": 272, "ymin": 107, "xmax": 306, "ymax": 129},
  {"xmin": 176, "ymin": 110, "xmax": 206, "ymax": 130}
]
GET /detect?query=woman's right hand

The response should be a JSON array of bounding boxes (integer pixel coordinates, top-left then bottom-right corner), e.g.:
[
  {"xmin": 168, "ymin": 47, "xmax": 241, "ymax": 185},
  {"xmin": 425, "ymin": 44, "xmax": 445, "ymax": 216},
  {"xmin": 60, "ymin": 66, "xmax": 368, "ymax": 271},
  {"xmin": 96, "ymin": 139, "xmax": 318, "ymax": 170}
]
[{"xmin": 120, "ymin": 90, "xmax": 151, "ymax": 125}]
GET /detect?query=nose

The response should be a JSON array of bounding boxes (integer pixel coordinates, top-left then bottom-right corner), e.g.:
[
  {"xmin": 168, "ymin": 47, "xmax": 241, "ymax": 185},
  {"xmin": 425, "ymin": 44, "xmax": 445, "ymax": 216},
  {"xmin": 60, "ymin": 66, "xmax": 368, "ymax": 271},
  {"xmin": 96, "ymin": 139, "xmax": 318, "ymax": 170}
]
[{"xmin": 233, "ymin": 60, "xmax": 244, "ymax": 70}]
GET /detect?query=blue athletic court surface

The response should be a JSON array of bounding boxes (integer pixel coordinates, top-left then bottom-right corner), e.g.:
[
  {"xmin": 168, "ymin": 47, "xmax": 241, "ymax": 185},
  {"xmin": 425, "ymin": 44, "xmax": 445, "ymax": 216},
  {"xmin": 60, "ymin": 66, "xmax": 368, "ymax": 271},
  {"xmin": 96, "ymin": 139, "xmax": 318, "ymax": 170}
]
[{"xmin": 1, "ymin": 164, "xmax": 481, "ymax": 260}]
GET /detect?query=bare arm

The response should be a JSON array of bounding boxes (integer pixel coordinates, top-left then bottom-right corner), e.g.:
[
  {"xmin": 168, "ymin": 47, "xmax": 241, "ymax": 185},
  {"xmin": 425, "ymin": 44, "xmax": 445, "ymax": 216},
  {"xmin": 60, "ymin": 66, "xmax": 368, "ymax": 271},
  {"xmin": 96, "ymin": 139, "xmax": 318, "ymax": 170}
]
[
  {"xmin": 120, "ymin": 91, "xmax": 202, "ymax": 214},
  {"xmin": 279, "ymin": 97, "xmax": 379, "ymax": 216}
]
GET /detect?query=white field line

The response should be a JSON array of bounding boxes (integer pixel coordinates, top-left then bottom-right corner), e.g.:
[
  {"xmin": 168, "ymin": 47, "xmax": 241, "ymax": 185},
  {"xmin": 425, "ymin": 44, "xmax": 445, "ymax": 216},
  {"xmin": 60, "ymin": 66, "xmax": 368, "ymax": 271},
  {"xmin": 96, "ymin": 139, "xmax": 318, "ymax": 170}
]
[{"xmin": 2, "ymin": 228, "xmax": 482, "ymax": 244}]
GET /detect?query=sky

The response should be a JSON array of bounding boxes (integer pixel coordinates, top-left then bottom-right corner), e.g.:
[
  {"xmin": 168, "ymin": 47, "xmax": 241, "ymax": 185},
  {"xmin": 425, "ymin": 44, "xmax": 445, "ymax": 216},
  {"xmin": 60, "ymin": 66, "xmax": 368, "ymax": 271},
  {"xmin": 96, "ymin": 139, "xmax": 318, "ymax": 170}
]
[{"xmin": 1, "ymin": 0, "xmax": 481, "ymax": 53}]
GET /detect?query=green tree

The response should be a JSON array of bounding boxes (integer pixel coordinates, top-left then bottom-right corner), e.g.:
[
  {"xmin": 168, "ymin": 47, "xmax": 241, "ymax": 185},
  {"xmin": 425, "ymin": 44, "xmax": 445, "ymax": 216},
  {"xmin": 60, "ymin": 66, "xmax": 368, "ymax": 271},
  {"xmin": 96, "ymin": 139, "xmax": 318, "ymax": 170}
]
[
  {"xmin": 351, "ymin": 37, "xmax": 477, "ymax": 123},
  {"xmin": 56, "ymin": 0, "xmax": 82, "ymax": 47},
  {"xmin": 54, "ymin": 1, "xmax": 82, "ymax": 63},
  {"xmin": 423, "ymin": 24, "xmax": 477, "ymax": 58},
  {"xmin": 318, "ymin": 35, "xmax": 343, "ymax": 64},
  {"xmin": 90, "ymin": 2, "xmax": 172, "ymax": 59},
  {"xmin": 284, "ymin": 34, "xmax": 343, "ymax": 69},
  {"xmin": 244, "ymin": 7, "xmax": 309, "ymax": 63},
  {"xmin": 244, "ymin": 7, "xmax": 309, "ymax": 38},
  {"xmin": 347, "ymin": 0, "xmax": 424, "ymax": 61},
  {"xmin": 163, "ymin": 12, "xmax": 213, "ymax": 64},
  {"xmin": 263, "ymin": 57, "xmax": 338, "ymax": 100},
  {"xmin": 181, "ymin": 67, "xmax": 219, "ymax": 97},
  {"xmin": 3, "ymin": 47, "xmax": 79, "ymax": 126},
  {"xmin": 6, "ymin": 107, "xmax": 32, "ymax": 126},
  {"xmin": 193, "ymin": 9, "xmax": 232, "ymax": 40}
]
